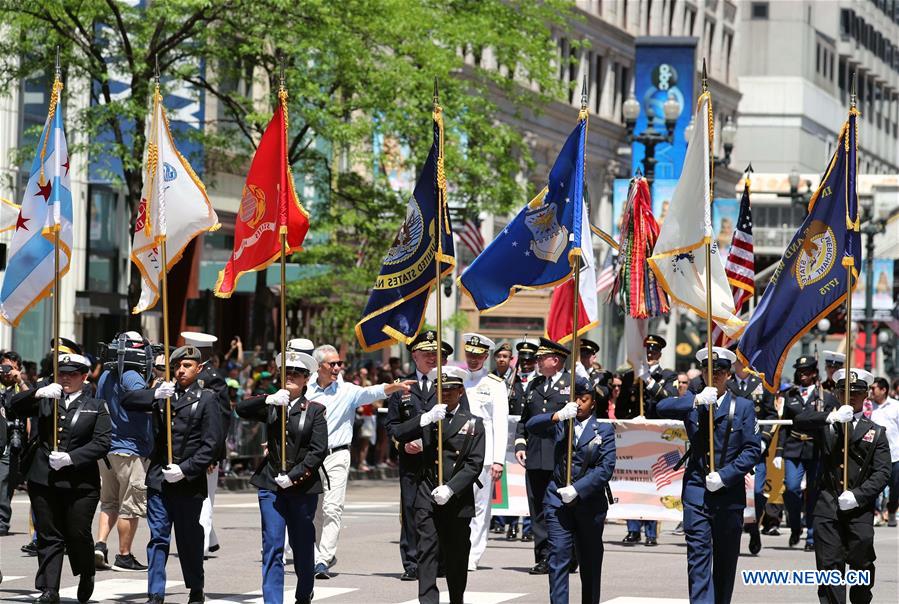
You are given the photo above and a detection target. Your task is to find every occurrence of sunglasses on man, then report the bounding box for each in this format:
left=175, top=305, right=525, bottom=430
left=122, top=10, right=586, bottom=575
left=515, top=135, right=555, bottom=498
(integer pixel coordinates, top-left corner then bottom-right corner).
left=324, top=360, right=345, bottom=369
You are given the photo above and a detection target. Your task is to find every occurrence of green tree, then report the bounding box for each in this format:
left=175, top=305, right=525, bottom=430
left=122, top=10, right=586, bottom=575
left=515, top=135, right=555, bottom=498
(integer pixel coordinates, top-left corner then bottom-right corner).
left=0, top=0, right=576, bottom=347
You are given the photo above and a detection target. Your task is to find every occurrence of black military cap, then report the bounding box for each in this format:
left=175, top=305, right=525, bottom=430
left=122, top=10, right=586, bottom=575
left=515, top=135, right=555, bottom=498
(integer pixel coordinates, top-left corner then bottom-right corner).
left=516, top=340, right=539, bottom=359
left=536, top=337, right=569, bottom=358
left=579, top=338, right=600, bottom=356
left=170, top=346, right=202, bottom=365
left=644, top=334, right=666, bottom=350
left=409, top=330, right=438, bottom=352
left=442, top=341, right=454, bottom=357
left=793, top=355, right=817, bottom=371
left=573, top=376, right=593, bottom=397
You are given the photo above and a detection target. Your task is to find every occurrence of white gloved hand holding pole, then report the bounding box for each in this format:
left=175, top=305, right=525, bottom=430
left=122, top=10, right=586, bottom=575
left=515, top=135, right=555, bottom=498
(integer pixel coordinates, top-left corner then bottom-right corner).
left=556, top=402, right=579, bottom=422
left=420, top=404, right=447, bottom=427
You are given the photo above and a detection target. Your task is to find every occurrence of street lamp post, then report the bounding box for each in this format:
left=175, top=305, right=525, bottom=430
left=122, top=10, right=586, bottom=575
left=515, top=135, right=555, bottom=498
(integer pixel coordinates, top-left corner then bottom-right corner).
left=684, top=115, right=737, bottom=168
left=622, top=91, right=681, bottom=185
left=860, top=211, right=887, bottom=371
left=800, top=318, right=831, bottom=355
left=777, top=167, right=814, bottom=214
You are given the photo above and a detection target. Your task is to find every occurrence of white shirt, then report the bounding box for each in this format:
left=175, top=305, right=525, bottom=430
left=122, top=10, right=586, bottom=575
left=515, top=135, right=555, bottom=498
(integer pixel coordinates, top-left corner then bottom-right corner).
left=305, top=380, right=387, bottom=449
left=416, top=370, right=431, bottom=393
left=464, top=367, right=509, bottom=467
left=574, top=417, right=589, bottom=442
left=871, top=397, right=899, bottom=462
left=543, top=371, right=563, bottom=392
left=64, top=391, right=81, bottom=410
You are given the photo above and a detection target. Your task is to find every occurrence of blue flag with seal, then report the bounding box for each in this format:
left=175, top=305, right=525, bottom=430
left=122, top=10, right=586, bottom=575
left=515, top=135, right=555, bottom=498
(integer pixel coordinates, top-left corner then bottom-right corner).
left=354, top=107, right=454, bottom=351
left=737, top=108, right=861, bottom=392
left=459, top=119, right=586, bottom=312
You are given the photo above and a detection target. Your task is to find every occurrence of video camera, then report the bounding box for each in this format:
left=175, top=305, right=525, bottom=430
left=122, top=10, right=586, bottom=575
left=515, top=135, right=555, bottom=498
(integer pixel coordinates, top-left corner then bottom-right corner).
left=97, top=333, right=163, bottom=381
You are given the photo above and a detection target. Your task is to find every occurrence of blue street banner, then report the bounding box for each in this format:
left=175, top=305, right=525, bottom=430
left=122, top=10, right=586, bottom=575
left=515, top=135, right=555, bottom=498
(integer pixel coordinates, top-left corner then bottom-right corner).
left=354, top=108, right=454, bottom=351
left=737, top=110, right=861, bottom=392
left=631, top=38, right=697, bottom=180
left=459, top=119, right=586, bottom=312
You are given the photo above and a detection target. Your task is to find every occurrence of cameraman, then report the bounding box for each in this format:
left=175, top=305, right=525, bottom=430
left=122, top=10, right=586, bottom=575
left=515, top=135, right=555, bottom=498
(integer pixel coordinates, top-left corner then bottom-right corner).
left=93, top=332, right=153, bottom=572
left=0, top=350, right=30, bottom=536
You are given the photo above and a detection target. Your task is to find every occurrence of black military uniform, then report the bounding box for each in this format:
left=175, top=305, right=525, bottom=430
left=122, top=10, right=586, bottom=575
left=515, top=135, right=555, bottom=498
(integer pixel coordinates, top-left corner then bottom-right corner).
left=508, top=340, right=539, bottom=416
left=393, top=366, right=485, bottom=604
left=820, top=351, right=845, bottom=394
left=776, top=355, right=838, bottom=550
left=12, top=353, right=112, bottom=604
left=385, top=331, right=452, bottom=581
left=792, top=369, right=891, bottom=604
left=514, top=337, right=571, bottom=573
left=121, top=346, right=221, bottom=604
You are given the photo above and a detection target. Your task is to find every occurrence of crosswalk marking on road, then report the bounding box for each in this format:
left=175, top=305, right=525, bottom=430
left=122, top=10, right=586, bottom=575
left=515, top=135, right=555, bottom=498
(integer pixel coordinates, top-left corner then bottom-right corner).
left=396, top=592, right=528, bottom=604
left=602, top=598, right=690, bottom=604
left=206, top=587, right=357, bottom=603
left=7, top=579, right=183, bottom=602
left=1, top=575, right=26, bottom=582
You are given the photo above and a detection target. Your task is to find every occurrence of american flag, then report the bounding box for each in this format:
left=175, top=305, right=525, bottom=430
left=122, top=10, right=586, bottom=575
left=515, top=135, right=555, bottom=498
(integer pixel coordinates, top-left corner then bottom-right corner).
left=595, top=249, right=617, bottom=297
left=713, top=183, right=754, bottom=347
left=651, top=450, right=685, bottom=489
left=458, top=216, right=485, bottom=257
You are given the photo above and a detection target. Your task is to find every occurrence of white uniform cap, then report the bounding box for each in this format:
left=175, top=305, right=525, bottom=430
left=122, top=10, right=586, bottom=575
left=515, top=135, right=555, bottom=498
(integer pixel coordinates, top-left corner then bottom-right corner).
left=833, top=368, right=873, bottom=389
left=287, top=338, right=315, bottom=354
left=695, top=346, right=737, bottom=365
left=180, top=332, right=218, bottom=348
left=122, top=331, right=143, bottom=342
left=427, top=365, right=467, bottom=387
left=462, top=332, right=495, bottom=354
left=823, top=351, right=846, bottom=365
left=276, top=351, right=317, bottom=373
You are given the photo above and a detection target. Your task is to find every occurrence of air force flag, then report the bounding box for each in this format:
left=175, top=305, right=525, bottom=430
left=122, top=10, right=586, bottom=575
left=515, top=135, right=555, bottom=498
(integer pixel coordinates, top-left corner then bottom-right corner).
left=0, top=77, right=73, bottom=326
left=737, top=109, right=861, bottom=392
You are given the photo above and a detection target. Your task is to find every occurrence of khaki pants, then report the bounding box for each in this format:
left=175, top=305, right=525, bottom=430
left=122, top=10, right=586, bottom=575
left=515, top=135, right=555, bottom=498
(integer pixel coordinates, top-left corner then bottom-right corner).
left=99, top=454, right=148, bottom=518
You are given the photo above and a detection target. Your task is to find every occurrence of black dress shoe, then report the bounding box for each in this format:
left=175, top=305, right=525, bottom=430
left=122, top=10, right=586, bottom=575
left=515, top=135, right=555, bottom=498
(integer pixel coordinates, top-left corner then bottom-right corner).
left=528, top=560, right=549, bottom=575
left=145, top=594, right=164, bottom=604
left=33, top=591, right=60, bottom=603
left=749, top=531, right=762, bottom=555
left=644, top=538, right=658, bottom=546
left=295, top=592, right=313, bottom=604
left=622, top=531, right=641, bottom=545
left=804, top=542, right=815, bottom=552
left=521, top=533, right=534, bottom=542
left=77, top=574, right=94, bottom=603
left=506, top=525, right=518, bottom=540
left=788, top=531, right=800, bottom=547
left=400, top=569, right=417, bottom=581
left=187, top=589, right=204, bottom=603
left=568, top=560, right=578, bottom=573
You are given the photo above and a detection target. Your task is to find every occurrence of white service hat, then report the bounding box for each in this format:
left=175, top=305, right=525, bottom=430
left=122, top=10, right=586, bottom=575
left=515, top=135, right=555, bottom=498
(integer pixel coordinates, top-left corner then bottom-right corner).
left=834, top=368, right=873, bottom=391
left=276, top=351, right=317, bottom=373
left=180, top=332, right=218, bottom=348
left=695, top=346, right=737, bottom=368
left=462, top=332, right=495, bottom=354
left=287, top=338, right=315, bottom=354
left=823, top=351, right=846, bottom=365
left=427, top=365, right=467, bottom=387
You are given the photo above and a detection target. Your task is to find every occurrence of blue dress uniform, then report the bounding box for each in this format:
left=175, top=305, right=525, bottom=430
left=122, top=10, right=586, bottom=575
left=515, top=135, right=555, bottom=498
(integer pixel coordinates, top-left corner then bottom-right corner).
left=515, top=338, right=571, bottom=572
left=657, top=348, right=760, bottom=604
left=12, top=353, right=112, bottom=604
left=236, top=350, right=327, bottom=604
left=776, top=355, right=838, bottom=549
left=525, top=380, right=616, bottom=604
left=121, top=346, right=221, bottom=604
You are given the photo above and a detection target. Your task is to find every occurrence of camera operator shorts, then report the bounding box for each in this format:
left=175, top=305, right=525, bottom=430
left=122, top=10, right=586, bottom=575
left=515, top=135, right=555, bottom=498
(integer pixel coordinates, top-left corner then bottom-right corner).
left=99, top=454, right=149, bottom=518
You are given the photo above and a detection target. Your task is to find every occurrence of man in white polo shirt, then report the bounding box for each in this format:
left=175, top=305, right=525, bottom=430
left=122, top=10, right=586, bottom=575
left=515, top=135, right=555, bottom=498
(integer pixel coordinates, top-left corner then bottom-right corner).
left=306, top=344, right=415, bottom=579
left=462, top=333, right=509, bottom=571
left=870, top=376, right=899, bottom=527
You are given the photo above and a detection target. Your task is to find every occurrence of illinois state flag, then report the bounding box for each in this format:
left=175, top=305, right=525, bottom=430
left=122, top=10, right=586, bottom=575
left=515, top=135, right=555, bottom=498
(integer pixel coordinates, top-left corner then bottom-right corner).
left=738, top=108, right=861, bottom=392
left=131, top=85, right=219, bottom=313
left=0, top=76, right=73, bottom=326
left=215, top=89, right=309, bottom=297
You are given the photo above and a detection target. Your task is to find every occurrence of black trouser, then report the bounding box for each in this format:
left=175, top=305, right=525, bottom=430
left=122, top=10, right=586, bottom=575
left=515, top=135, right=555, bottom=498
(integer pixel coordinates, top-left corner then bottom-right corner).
left=813, top=511, right=876, bottom=604
left=887, top=461, right=899, bottom=514
left=0, top=446, right=13, bottom=533
left=414, top=504, right=471, bottom=604
left=525, top=469, right=552, bottom=563
left=399, top=470, right=419, bottom=572
left=28, top=481, right=99, bottom=593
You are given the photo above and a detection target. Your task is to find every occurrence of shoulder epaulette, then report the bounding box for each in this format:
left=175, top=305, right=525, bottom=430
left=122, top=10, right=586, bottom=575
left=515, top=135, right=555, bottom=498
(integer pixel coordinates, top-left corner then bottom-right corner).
left=487, top=373, right=503, bottom=383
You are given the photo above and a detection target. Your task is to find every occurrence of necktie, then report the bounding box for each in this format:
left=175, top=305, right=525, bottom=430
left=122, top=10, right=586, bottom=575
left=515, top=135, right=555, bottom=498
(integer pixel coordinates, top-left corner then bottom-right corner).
left=421, top=375, right=429, bottom=393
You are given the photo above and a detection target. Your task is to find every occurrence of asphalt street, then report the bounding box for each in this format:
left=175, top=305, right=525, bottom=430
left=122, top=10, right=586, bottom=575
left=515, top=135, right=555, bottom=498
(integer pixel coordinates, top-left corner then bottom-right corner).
left=1, top=480, right=897, bottom=603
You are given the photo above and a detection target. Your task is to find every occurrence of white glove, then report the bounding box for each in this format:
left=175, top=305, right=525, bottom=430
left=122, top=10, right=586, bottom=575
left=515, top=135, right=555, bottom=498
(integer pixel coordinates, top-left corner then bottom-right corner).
left=827, top=405, right=854, bottom=424
left=705, top=471, right=725, bottom=492
left=274, top=473, right=293, bottom=489
left=772, top=456, right=783, bottom=470
left=760, top=439, right=767, bottom=455
left=420, top=404, right=447, bottom=427
left=48, top=452, right=72, bottom=470
left=162, top=464, right=185, bottom=483
left=556, top=402, right=579, bottom=422
left=35, top=383, right=63, bottom=400
left=154, top=381, right=175, bottom=400
left=558, top=484, right=578, bottom=504
left=265, top=389, right=291, bottom=407
left=694, top=387, right=718, bottom=407
left=837, top=490, right=858, bottom=511
left=431, top=484, right=454, bottom=505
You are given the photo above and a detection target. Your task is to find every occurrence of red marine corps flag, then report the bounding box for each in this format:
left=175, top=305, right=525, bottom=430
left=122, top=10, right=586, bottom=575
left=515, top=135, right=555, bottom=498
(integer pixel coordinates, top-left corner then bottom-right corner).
left=214, top=87, right=309, bottom=297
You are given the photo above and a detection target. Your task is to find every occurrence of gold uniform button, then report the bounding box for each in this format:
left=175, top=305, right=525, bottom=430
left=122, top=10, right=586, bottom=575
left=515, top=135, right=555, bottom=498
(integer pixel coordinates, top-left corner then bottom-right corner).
left=58, top=427, right=64, bottom=432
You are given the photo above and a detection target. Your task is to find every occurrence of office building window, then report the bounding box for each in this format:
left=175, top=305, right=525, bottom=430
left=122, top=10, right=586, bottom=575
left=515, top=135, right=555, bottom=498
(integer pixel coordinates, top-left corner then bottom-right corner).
left=87, top=185, right=120, bottom=292
left=750, top=2, right=768, bottom=19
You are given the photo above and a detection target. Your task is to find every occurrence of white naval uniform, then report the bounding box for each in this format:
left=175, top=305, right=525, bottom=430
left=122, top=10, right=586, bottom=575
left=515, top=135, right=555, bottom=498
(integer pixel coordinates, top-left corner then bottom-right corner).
left=464, top=367, right=509, bottom=569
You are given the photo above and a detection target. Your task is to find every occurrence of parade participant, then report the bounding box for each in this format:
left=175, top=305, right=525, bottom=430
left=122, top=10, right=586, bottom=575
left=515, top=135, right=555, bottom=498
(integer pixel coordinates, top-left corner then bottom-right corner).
left=12, top=350, right=111, bottom=604
left=820, top=351, right=845, bottom=393
left=622, top=334, right=678, bottom=546
left=773, top=355, right=837, bottom=551
left=575, top=338, right=599, bottom=383
left=460, top=333, right=509, bottom=571
left=181, top=332, right=230, bottom=557
left=306, top=344, right=414, bottom=579
left=792, top=368, right=890, bottom=604
left=526, top=377, right=615, bottom=604
left=392, top=365, right=485, bottom=604
left=869, top=376, right=899, bottom=527
left=236, top=350, right=327, bottom=604
left=121, top=345, right=222, bottom=604
left=657, top=346, right=760, bottom=604
left=93, top=331, right=153, bottom=572
left=385, top=330, right=450, bottom=581
left=491, top=343, right=515, bottom=390
left=515, top=337, right=571, bottom=574
left=0, top=350, right=29, bottom=536
left=508, top=340, right=539, bottom=416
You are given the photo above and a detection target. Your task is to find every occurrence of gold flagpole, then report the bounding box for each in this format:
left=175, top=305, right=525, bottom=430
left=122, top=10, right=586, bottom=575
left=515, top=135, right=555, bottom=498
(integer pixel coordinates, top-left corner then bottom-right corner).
left=843, top=73, right=858, bottom=490
left=702, top=60, right=715, bottom=473
left=434, top=79, right=445, bottom=486
left=50, top=48, right=62, bottom=452
left=278, top=64, right=289, bottom=473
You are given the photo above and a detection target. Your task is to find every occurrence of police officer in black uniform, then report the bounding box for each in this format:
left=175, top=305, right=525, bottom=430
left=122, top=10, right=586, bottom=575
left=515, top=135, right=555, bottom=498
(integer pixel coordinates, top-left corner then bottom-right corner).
left=792, top=368, right=891, bottom=604
left=392, top=366, right=485, bottom=604
left=385, top=330, right=452, bottom=581
left=773, top=355, right=838, bottom=551
left=12, top=351, right=112, bottom=604
left=508, top=340, right=539, bottom=417
left=514, top=337, right=571, bottom=574
left=121, top=345, right=222, bottom=604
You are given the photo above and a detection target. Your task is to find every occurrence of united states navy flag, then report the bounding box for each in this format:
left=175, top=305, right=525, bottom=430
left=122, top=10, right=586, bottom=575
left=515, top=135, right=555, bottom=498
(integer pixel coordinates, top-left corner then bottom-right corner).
left=459, top=119, right=587, bottom=312
left=354, top=106, right=454, bottom=351
left=737, top=108, right=861, bottom=392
